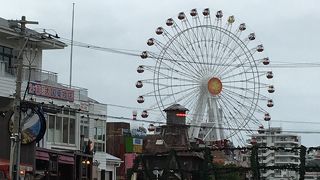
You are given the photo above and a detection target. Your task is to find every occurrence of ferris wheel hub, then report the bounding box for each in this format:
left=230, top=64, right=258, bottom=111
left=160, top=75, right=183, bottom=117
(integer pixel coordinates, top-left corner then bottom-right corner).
left=207, top=77, right=222, bottom=96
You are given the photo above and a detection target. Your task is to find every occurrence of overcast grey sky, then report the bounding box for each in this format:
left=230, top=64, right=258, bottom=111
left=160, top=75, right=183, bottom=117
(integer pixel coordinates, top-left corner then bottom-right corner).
left=1, top=0, right=320, bottom=146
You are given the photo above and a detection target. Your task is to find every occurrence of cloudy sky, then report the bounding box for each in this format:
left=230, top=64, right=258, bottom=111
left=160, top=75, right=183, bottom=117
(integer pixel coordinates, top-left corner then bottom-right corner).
left=1, top=0, right=320, bottom=146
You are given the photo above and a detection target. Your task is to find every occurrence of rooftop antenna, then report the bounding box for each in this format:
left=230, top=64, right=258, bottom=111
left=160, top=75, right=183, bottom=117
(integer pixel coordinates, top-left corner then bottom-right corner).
left=69, top=2, right=75, bottom=88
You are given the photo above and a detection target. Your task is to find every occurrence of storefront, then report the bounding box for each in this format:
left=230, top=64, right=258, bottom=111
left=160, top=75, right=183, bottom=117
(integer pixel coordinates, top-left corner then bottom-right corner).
left=35, top=147, right=92, bottom=180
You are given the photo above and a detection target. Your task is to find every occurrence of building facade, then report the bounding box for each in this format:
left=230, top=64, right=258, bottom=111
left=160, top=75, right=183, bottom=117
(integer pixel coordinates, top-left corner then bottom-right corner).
left=0, top=16, right=120, bottom=180
left=250, top=127, right=301, bottom=180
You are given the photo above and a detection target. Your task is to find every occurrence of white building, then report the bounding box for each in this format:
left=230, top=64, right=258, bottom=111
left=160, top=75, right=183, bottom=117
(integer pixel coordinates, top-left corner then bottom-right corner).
left=0, top=16, right=121, bottom=180
left=250, top=127, right=301, bottom=180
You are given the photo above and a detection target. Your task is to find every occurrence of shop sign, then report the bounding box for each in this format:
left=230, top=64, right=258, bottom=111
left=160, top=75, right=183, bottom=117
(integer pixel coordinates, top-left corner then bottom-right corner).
left=28, top=82, right=74, bottom=102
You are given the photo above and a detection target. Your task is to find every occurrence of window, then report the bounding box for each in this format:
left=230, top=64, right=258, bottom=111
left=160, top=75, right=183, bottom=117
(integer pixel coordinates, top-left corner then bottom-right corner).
left=95, top=127, right=104, bottom=141
left=48, top=115, right=55, bottom=142
left=80, top=125, right=89, bottom=138
left=63, top=117, right=68, bottom=143
left=55, top=117, right=62, bottom=142
left=93, top=119, right=105, bottom=152
left=69, top=118, right=75, bottom=144
left=0, top=45, right=13, bottom=74
left=80, top=115, right=89, bottom=140
left=46, top=110, right=76, bottom=145
left=95, top=142, right=105, bottom=152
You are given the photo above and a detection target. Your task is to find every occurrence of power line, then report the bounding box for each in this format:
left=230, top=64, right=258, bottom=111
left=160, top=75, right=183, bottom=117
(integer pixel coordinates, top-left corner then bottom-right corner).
left=89, top=111, right=320, bottom=134
left=99, top=103, right=320, bottom=126
left=104, top=104, right=320, bottom=125
left=55, top=36, right=320, bottom=69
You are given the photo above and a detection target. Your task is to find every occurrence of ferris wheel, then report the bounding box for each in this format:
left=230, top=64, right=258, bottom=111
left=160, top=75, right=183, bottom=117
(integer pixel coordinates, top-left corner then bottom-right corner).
left=135, top=8, right=274, bottom=144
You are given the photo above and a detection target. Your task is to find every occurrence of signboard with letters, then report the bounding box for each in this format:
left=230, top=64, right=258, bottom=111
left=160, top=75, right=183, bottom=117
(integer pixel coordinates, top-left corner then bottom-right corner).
left=28, top=82, right=74, bottom=102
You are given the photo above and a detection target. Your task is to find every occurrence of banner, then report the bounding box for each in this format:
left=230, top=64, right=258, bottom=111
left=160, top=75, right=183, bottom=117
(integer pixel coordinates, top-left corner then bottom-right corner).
left=28, top=82, right=74, bottom=102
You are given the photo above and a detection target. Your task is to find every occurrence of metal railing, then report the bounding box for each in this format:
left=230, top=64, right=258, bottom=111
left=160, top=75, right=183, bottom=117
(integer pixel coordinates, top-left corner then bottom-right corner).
left=21, top=67, right=58, bottom=83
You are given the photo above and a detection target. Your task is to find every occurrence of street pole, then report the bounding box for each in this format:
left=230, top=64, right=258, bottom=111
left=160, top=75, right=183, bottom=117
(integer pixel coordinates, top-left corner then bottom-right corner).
left=69, top=3, right=75, bottom=88
left=8, top=16, right=38, bottom=180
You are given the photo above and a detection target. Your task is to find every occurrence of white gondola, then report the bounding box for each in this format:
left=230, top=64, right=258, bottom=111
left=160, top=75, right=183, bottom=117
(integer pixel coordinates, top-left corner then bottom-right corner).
left=132, top=110, right=137, bottom=120
left=228, top=16, right=235, bottom=24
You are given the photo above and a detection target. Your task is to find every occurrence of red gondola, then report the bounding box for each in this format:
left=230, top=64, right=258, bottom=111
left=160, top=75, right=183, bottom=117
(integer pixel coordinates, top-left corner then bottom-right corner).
left=216, top=10, right=223, bottom=18
left=203, top=8, right=210, bottom=16
left=266, top=71, right=273, bottom=79
left=141, top=110, right=149, bottom=118
left=263, top=57, right=270, bottom=65
left=248, top=33, right=255, bottom=40
left=267, top=99, right=274, bottom=107
left=147, top=38, right=154, bottom=46
left=137, top=96, right=144, bottom=103
left=257, top=44, right=264, bottom=52
left=258, top=125, right=265, bottom=134
left=148, top=124, right=155, bottom=131
left=137, top=65, right=144, bottom=73
left=166, top=18, right=174, bottom=26
left=136, top=81, right=143, bottom=88
left=268, top=85, right=275, bottom=93
left=140, top=51, right=148, bottom=59
left=190, top=9, right=198, bottom=16
left=264, top=113, right=271, bottom=121
left=155, top=27, right=164, bottom=35
left=178, top=12, right=186, bottom=20
left=239, top=23, right=246, bottom=31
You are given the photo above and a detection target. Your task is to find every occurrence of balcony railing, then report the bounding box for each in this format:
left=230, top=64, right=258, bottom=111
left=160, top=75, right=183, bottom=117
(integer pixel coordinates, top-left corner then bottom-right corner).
left=274, top=139, right=299, bottom=144
left=275, top=152, right=299, bottom=157
left=21, top=67, right=58, bottom=83
left=0, top=63, right=58, bottom=84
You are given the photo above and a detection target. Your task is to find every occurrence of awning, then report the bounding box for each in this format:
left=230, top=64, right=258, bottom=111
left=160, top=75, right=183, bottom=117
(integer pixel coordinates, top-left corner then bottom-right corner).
left=58, top=155, right=74, bottom=165
left=35, top=151, right=49, bottom=161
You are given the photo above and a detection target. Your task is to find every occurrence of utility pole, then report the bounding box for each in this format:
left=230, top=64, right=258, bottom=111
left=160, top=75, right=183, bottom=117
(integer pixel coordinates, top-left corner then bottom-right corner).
left=8, top=16, right=38, bottom=180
